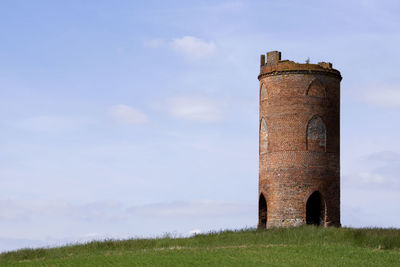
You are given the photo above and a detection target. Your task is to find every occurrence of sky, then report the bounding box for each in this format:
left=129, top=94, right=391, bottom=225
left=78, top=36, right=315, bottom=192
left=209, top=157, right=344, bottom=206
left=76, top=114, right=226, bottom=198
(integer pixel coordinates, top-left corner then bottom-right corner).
left=0, top=0, right=399, bottom=252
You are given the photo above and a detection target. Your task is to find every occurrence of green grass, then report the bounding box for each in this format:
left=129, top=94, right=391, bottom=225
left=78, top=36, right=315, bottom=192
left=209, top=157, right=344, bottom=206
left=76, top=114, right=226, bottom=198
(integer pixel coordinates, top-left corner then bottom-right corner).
left=1, top=226, right=400, bottom=266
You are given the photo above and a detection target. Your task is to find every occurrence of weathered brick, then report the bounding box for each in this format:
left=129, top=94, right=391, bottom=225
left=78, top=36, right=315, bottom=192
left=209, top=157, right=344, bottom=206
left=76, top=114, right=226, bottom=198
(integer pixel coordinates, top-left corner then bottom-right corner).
left=258, top=51, right=341, bottom=228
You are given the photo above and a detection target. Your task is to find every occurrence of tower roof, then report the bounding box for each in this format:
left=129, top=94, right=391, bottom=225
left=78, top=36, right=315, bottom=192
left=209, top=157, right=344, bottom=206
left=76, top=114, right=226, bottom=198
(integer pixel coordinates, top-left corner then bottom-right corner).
left=258, top=51, right=342, bottom=81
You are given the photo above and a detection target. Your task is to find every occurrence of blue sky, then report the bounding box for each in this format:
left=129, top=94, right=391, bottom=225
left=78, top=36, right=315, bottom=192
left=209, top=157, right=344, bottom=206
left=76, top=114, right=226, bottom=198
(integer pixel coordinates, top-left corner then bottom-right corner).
left=0, top=0, right=399, bottom=251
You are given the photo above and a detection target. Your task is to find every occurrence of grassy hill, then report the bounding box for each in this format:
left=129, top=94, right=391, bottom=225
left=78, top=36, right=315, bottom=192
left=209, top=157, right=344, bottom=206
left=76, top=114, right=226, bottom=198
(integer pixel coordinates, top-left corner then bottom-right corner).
left=1, top=226, right=399, bottom=266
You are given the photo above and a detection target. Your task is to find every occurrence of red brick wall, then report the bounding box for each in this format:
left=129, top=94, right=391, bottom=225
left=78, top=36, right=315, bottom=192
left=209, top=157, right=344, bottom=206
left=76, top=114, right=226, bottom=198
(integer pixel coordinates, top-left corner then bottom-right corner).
left=258, top=52, right=341, bottom=228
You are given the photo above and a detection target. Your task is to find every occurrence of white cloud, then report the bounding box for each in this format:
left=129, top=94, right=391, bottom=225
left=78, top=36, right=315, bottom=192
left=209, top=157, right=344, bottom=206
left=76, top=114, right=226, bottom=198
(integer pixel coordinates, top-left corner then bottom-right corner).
left=170, top=36, right=216, bottom=59
left=364, top=84, right=400, bottom=108
left=187, top=229, right=202, bottom=236
left=165, top=96, right=222, bottom=122
left=109, top=104, right=148, bottom=124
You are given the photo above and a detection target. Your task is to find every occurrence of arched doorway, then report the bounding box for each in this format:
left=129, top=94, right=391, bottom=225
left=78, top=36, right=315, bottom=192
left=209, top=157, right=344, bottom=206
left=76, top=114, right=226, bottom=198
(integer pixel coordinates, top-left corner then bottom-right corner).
left=258, top=194, right=267, bottom=229
left=306, top=191, right=325, bottom=226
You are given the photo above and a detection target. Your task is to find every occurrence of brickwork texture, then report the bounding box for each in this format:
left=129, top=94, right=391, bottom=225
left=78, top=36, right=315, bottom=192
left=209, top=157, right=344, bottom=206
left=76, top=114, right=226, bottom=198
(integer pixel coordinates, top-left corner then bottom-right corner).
left=258, top=51, right=341, bottom=228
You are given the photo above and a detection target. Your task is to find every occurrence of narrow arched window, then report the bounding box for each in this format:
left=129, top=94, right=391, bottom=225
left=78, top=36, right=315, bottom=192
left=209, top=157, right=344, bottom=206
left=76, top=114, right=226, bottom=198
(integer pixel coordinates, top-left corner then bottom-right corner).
left=260, top=118, right=268, bottom=153
left=306, top=116, right=326, bottom=151
left=307, top=79, right=326, bottom=98
left=260, top=84, right=267, bottom=100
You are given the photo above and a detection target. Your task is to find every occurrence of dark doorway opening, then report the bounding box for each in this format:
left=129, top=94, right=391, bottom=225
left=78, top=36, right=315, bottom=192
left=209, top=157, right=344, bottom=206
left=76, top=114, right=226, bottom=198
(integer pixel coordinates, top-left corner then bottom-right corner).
left=306, top=191, right=325, bottom=226
left=258, top=194, right=267, bottom=229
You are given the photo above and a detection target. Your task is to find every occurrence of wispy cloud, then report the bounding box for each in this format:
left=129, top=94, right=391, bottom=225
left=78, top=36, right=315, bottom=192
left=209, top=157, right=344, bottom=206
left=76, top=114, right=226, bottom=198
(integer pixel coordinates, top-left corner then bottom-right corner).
left=170, top=36, right=216, bottom=59
left=0, top=199, right=254, bottom=251
left=344, top=150, right=400, bottom=188
left=0, top=199, right=252, bottom=223
left=0, top=199, right=250, bottom=226
left=0, top=199, right=125, bottom=222
left=365, top=151, right=400, bottom=162
left=128, top=200, right=252, bottom=218
left=364, top=84, right=400, bottom=108
left=164, top=96, right=222, bottom=122
left=109, top=104, right=148, bottom=124
left=358, top=172, right=385, bottom=184
left=143, top=38, right=165, bottom=48
left=17, top=115, right=84, bottom=133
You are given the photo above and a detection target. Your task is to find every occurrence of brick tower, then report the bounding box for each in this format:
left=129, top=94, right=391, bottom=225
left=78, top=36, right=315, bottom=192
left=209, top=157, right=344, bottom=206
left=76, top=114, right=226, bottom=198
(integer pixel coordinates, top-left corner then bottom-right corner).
left=258, top=51, right=341, bottom=228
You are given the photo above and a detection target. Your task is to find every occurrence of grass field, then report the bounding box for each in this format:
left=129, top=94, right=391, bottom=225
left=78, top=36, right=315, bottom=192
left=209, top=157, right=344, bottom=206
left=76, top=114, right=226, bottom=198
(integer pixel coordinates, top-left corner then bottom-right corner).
left=1, top=226, right=399, bottom=266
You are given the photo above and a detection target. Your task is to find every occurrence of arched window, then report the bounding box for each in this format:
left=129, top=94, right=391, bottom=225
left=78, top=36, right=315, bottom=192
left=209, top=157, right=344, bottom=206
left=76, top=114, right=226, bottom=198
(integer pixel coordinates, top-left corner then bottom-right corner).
left=260, top=84, right=267, bottom=100
left=260, top=118, right=268, bottom=153
left=306, top=191, right=326, bottom=226
left=306, top=79, right=326, bottom=98
left=306, top=116, right=326, bottom=151
left=259, top=193, right=267, bottom=229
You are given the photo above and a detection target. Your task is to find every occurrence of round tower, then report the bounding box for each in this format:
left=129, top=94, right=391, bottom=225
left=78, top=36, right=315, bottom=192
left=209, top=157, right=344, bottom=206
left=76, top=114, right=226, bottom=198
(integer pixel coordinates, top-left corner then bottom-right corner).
left=258, top=51, right=341, bottom=228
